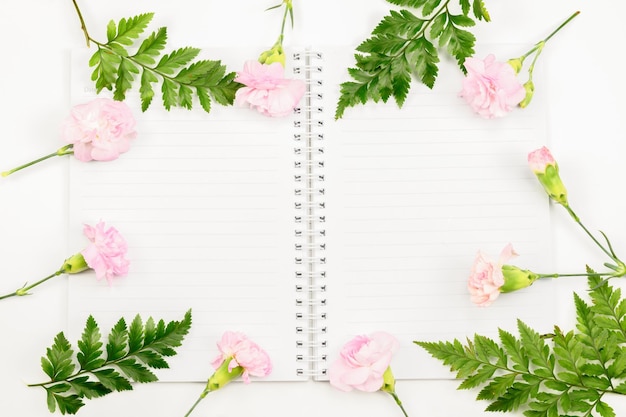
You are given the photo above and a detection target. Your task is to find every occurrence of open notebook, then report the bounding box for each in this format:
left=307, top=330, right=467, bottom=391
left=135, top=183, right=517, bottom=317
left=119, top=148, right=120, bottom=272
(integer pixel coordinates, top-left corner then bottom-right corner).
left=67, top=46, right=554, bottom=382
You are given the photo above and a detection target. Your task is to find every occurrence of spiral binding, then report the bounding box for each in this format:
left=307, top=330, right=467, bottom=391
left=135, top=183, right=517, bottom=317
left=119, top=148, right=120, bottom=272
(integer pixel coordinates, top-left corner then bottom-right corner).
left=292, top=49, right=327, bottom=379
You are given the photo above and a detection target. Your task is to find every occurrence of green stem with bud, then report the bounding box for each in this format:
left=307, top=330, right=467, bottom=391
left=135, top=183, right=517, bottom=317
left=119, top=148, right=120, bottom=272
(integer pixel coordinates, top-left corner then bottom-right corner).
left=563, top=204, right=624, bottom=267
left=518, top=11, right=580, bottom=62
left=0, top=269, right=64, bottom=301
left=511, top=11, right=579, bottom=107
left=1, top=145, right=74, bottom=178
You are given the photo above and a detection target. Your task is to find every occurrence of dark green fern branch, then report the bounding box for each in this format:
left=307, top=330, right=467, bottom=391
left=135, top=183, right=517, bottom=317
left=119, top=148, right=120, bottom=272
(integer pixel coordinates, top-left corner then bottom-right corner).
left=29, top=310, right=192, bottom=415
left=417, top=273, right=626, bottom=417
left=335, top=0, right=490, bottom=119
left=71, top=2, right=239, bottom=113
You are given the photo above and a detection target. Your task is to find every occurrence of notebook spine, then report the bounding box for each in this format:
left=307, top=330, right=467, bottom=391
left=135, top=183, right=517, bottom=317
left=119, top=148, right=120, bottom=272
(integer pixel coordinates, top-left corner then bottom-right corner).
left=292, top=50, right=327, bottom=379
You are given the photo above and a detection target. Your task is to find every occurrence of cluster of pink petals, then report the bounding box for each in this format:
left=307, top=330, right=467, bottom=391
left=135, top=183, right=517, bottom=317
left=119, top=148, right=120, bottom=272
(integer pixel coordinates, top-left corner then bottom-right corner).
left=468, top=243, right=518, bottom=306
left=211, top=331, right=272, bottom=383
left=460, top=54, right=526, bottom=119
left=328, top=331, right=399, bottom=392
left=81, top=221, right=130, bottom=284
left=527, top=146, right=556, bottom=174
left=234, top=60, right=306, bottom=117
left=62, top=98, right=137, bottom=162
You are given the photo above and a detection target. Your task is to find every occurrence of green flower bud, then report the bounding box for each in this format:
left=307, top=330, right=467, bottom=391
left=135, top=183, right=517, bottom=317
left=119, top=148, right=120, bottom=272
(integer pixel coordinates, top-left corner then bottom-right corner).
left=519, top=80, right=535, bottom=108
left=500, top=265, right=539, bottom=293
left=380, top=366, right=396, bottom=394
left=60, top=253, right=90, bottom=275
left=528, top=147, right=568, bottom=206
left=258, top=41, right=286, bottom=67
left=205, top=358, right=243, bottom=393
left=507, top=57, right=524, bottom=74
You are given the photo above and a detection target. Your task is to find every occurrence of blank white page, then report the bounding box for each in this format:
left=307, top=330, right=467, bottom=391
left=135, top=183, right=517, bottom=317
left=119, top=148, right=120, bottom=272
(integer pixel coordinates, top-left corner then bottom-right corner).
left=320, top=47, right=555, bottom=379
left=67, top=50, right=304, bottom=382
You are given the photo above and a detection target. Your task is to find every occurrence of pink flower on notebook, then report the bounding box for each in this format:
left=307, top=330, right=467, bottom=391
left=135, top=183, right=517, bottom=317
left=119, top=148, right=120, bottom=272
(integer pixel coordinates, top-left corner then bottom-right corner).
left=81, top=221, right=130, bottom=284
left=459, top=54, right=525, bottom=119
left=183, top=331, right=271, bottom=417
left=460, top=12, right=579, bottom=118
left=1, top=98, right=137, bottom=178
left=235, top=60, right=305, bottom=117
left=211, top=331, right=272, bottom=383
left=468, top=243, right=518, bottom=306
left=329, top=332, right=409, bottom=416
left=0, top=220, right=129, bottom=301
left=62, top=98, right=137, bottom=162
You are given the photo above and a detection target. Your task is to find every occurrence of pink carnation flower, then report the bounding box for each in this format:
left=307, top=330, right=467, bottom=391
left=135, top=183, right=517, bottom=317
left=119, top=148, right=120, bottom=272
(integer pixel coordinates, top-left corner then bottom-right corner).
left=62, top=98, right=137, bottom=162
left=211, top=331, right=272, bottom=383
left=234, top=60, right=306, bottom=117
left=81, top=221, right=130, bottom=284
left=468, top=243, right=518, bottom=306
left=528, top=146, right=557, bottom=174
left=460, top=54, right=526, bottom=119
left=328, top=331, right=399, bottom=392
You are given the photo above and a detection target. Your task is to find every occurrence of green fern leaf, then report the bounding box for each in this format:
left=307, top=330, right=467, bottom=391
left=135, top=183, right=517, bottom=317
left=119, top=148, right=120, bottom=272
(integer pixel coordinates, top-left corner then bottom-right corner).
left=155, top=47, right=200, bottom=75
left=134, top=350, right=169, bottom=369
left=76, top=316, right=105, bottom=371
left=197, top=87, right=212, bottom=113
left=484, top=379, right=538, bottom=412
left=92, top=368, right=133, bottom=392
left=114, top=58, right=140, bottom=101
left=89, top=49, right=121, bottom=93
left=32, top=311, right=192, bottom=414
left=416, top=276, right=626, bottom=416
left=86, top=14, right=238, bottom=113
left=109, top=13, right=154, bottom=46
left=67, top=376, right=111, bottom=399
left=441, top=20, right=475, bottom=69
left=499, top=328, right=529, bottom=373
left=476, top=373, right=516, bottom=400
left=106, top=318, right=128, bottom=361
left=597, top=400, right=617, bottom=417
left=42, top=333, right=76, bottom=381
left=134, top=27, right=167, bottom=66
left=128, top=314, right=144, bottom=354
left=115, top=358, right=158, bottom=383
left=336, top=1, right=478, bottom=118
left=472, top=0, right=491, bottom=21
left=422, top=0, right=443, bottom=17
left=517, top=320, right=555, bottom=378
left=46, top=386, right=84, bottom=415
left=139, top=70, right=158, bottom=111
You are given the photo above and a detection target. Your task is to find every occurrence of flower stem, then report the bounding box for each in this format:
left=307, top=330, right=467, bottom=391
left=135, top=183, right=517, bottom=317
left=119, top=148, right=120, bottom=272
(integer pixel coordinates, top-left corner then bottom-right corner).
left=563, top=204, right=618, bottom=262
left=183, top=390, right=209, bottom=417
left=388, top=391, right=410, bottom=417
left=520, top=11, right=580, bottom=60
left=1, top=145, right=74, bottom=178
left=0, top=269, right=64, bottom=301
left=71, top=0, right=91, bottom=46
left=279, top=1, right=291, bottom=40
left=538, top=272, right=613, bottom=279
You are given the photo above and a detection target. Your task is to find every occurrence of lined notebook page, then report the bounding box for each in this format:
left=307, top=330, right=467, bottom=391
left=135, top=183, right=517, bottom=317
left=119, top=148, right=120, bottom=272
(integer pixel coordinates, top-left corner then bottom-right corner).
left=67, top=50, right=304, bottom=382
left=320, top=47, right=555, bottom=379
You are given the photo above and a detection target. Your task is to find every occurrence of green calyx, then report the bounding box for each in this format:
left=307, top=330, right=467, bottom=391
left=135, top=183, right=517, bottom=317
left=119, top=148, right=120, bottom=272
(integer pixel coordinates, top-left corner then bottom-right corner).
left=205, top=358, right=244, bottom=393
left=535, top=163, right=568, bottom=206
left=60, top=253, right=90, bottom=275
left=500, top=265, right=539, bottom=293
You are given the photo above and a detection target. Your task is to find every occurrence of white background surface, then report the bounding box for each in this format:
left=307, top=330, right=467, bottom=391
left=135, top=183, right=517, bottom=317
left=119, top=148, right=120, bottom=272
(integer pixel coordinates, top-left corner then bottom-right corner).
left=1, top=0, right=626, bottom=416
